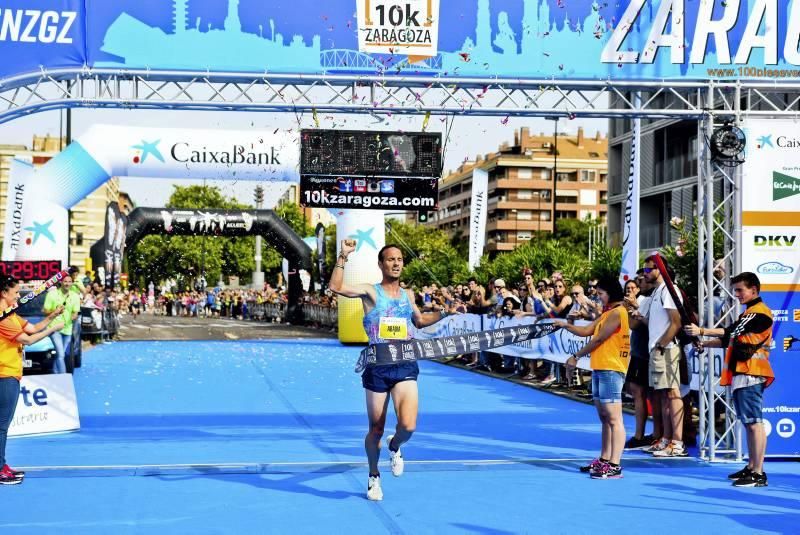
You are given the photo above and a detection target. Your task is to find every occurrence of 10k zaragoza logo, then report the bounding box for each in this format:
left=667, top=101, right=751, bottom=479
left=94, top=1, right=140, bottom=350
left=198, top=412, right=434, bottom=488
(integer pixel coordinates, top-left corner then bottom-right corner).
left=357, top=0, right=440, bottom=58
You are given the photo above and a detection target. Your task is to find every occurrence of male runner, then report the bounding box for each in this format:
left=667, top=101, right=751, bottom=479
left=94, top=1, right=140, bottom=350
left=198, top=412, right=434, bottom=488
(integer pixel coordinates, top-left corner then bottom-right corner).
left=329, top=239, right=451, bottom=501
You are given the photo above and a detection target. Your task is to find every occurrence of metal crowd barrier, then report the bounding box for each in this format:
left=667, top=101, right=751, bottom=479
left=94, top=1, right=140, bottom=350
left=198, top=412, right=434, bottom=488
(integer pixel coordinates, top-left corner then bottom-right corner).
left=247, top=302, right=337, bottom=329
left=247, top=302, right=287, bottom=323
left=80, top=306, right=120, bottom=342
left=301, top=304, right=337, bottom=328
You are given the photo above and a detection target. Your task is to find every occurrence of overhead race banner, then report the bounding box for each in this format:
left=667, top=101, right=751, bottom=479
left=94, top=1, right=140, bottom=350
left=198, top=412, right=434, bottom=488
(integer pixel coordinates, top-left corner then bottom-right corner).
left=8, top=373, right=80, bottom=437
left=742, top=118, right=800, bottom=456
left=0, top=0, right=86, bottom=81
left=4, top=1, right=800, bottom=83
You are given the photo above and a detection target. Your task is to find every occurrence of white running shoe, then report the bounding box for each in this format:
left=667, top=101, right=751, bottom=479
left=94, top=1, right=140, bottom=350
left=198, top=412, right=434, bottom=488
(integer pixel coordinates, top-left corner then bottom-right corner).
left=367, top=475, right=383, bottom=501
left=652, top=441, right=689, bottom=458
left=644, top=438, right=669, bottom=453
left=386, top=435, right=404, bottom=477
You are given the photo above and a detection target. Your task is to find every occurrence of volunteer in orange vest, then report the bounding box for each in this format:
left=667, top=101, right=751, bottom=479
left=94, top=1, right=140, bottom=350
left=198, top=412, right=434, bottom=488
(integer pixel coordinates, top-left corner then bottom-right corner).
left=0, top=274, right=65, bottom=485
left=554, top=275, right=630, bottom=480
left=685, top=271, right=774, bottom=488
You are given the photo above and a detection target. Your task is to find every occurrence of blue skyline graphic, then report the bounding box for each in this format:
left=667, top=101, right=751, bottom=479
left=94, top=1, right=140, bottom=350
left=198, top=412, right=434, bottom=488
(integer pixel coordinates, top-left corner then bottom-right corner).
left=78, top=0, right=800, bottom=80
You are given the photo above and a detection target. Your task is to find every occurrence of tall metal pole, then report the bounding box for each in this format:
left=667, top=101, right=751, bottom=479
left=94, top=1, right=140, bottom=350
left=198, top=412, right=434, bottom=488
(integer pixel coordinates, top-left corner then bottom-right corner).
left=253, top=185, right=265, bottom=289
left=200, top=177, right=207, bottom=289
left=697, top=109, right=707, bottom=458
left=733, top=82, right=744, bottom=461
left=552, top=118, right=558, bottom=235
left=705, top=87, right=717, bottom=462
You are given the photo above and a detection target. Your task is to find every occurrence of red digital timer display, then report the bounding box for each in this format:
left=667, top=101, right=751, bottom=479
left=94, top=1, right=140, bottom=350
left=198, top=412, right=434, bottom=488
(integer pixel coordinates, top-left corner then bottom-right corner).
left=0, top=261, right=62, bottom=281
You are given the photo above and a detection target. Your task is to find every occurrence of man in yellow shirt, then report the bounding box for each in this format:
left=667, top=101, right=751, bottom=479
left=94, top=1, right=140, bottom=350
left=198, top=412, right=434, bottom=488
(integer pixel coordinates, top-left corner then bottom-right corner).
left=43, top=275, right=81, bottom=374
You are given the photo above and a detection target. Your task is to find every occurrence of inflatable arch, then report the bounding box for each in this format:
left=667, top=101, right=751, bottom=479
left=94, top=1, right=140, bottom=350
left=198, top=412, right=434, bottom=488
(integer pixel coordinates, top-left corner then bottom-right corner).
left=3, top=124, right=385, bottom=342
left=89, top=207, right=313, bottom=324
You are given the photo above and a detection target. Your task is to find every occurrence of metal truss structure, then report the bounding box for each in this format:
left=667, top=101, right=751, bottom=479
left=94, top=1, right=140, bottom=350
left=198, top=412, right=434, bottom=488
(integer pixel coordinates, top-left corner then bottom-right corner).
left=696, top=88, right=747, bottom=463
left=1, top=68, right=800, bottom=126
left=3, top=68, right=800, bottom=461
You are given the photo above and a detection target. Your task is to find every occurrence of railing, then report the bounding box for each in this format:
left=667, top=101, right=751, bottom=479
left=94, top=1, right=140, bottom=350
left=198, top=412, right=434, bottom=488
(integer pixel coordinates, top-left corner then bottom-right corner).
left=80, top=306, right=121, bottom=342
left=248, top=302, right=286, bottom=323
left=248, top=302, right=338, bottom=329
left=302, top=304, right=338, bottom=328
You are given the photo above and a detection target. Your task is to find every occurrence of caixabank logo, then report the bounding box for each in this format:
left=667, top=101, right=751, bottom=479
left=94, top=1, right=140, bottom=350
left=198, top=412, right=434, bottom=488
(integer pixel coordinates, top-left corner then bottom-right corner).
left=773, top=172, right=800, bottom=202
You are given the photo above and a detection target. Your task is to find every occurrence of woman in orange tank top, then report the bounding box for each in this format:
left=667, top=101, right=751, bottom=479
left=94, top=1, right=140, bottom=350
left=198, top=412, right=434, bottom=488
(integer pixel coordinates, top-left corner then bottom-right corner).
left=0, top=275, right=65, bottom=485
left=553, top=275, right=630, bottom=480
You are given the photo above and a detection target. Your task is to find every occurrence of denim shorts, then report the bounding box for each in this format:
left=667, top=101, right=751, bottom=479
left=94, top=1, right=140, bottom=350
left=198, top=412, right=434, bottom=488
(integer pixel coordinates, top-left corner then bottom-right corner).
left=592, top=370, right=626, bottom=404
left=361, top=361, right=419, bottom=393
left=733, top=383, right=765, bottom=424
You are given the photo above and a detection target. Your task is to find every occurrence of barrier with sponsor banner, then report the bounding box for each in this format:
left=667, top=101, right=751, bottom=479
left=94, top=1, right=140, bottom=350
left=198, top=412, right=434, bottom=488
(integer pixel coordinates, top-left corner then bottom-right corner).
left=419, top=313, right=724, bottom=390
left=8, top=374, right=80, bottom=438
left=418, top=314, right=591, bottom=371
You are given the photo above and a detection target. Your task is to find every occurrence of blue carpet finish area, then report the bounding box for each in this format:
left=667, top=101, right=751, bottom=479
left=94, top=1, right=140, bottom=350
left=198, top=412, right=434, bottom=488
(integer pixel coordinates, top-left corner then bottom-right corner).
left=3, top=340, right=798, bottom=534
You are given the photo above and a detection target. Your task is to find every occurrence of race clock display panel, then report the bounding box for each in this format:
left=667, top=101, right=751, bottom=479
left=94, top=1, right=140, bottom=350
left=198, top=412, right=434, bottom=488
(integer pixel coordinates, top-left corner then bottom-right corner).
left=0, top=261, right=62, bottom=281
left=301, top=130, right=442, bottom=177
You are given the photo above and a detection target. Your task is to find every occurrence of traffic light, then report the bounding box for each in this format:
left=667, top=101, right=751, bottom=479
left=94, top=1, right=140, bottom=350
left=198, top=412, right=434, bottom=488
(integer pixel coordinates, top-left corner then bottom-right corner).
left=417, top=211, right=429, bottom=223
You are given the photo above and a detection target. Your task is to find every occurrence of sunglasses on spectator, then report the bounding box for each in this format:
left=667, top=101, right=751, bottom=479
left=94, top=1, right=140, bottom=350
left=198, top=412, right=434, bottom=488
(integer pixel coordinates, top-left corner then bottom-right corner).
left=587, top=285, right=596, bottom=289
left=643, top=267, right=656, bottom=274
left=571, top=292, right=580, bottom=296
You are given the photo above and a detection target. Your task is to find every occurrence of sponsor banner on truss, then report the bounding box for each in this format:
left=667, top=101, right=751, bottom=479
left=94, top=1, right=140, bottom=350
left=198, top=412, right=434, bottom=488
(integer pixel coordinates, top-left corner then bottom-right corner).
left=760, top=289, right=800, bottom=456
left=742, top=117, right=800, bottom=456
left=5, top=1, right=800, bottom=82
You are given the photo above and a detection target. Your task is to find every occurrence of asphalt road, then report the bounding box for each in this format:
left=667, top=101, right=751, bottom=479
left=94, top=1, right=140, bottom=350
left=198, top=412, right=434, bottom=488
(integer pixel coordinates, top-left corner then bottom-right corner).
left=117, top=313, right=337, bottom=341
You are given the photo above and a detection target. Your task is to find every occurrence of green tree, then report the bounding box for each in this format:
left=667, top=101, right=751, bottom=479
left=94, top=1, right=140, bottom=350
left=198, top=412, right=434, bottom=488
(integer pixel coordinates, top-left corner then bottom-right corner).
left=384, top=221, right=469, bottom=288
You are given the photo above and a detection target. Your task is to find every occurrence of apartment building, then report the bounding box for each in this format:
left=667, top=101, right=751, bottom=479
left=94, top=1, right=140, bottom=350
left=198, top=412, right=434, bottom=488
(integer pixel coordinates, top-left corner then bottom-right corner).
left=429, top=127, right=608, bottom=253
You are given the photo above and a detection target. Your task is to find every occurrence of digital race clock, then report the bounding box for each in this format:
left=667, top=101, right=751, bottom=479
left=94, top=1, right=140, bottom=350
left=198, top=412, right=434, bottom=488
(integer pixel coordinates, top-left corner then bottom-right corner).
left=0, top=261, right=62, bottom=281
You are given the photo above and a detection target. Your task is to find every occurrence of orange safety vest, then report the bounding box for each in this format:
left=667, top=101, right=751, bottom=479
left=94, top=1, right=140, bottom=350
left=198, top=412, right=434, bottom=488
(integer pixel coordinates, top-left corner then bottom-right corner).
left=720, top=300, right=775, bottom=388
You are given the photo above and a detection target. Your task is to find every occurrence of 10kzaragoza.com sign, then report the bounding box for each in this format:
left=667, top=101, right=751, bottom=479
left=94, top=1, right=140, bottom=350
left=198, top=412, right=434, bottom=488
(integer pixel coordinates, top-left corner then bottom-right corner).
left=1, top=0, right=800, bottom=83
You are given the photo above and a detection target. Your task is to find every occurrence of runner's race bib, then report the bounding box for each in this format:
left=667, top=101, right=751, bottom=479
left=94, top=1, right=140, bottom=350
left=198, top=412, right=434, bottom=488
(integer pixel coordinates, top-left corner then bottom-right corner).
left=379, top=317, right=408, bottom=340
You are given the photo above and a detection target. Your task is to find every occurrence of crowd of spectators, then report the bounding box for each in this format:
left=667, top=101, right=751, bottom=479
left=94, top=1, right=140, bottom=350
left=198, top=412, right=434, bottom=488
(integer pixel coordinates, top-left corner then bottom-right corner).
left=404, top=271, right=606, bottom=386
